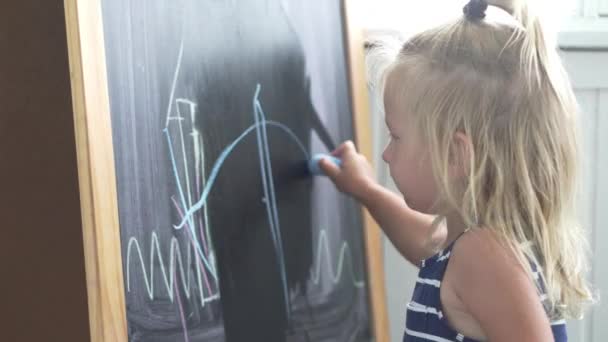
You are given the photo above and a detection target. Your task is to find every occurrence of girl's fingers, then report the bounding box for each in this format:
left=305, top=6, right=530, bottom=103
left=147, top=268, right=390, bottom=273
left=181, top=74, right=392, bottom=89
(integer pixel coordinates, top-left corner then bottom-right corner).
left=319, top=157, right=341, bottom=180
left=332, top=140, right=356, bottom=157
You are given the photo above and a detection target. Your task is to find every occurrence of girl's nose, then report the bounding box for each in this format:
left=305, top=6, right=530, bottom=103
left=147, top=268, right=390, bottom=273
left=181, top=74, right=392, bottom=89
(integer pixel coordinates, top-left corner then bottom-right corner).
left=382, top=145, right=390, bottom=164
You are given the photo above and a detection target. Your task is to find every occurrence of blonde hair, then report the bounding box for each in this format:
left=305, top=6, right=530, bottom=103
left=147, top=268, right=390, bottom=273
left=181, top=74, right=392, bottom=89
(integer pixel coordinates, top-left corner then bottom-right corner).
left=378, top=0, right=594, bottom=319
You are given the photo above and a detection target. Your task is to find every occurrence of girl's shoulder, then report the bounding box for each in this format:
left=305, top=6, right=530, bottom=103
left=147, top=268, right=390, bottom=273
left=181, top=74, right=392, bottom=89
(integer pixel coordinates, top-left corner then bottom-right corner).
left=449, top=227, right=524, bottom=286
left=445, top=228, right=554, bottom=340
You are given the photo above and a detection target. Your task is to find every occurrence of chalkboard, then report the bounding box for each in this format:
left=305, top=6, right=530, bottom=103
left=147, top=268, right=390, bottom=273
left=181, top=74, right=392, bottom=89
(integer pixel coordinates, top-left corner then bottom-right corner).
left=97, top=0, right=378, bottom=341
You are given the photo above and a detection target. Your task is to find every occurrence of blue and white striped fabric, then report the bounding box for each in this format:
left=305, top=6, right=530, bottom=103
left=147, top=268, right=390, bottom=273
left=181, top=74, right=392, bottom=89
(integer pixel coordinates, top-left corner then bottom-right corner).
left=403, top=234, right=568, bottom=342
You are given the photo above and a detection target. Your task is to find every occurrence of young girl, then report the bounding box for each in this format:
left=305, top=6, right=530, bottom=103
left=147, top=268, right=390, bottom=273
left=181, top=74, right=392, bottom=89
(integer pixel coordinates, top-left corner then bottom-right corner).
left=320, top=0, right=594, bottom=340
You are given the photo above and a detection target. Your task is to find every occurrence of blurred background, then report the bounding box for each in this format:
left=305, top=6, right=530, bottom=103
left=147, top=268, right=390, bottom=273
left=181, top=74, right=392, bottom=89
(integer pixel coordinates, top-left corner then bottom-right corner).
left=359, top=1, right=607, bottom=341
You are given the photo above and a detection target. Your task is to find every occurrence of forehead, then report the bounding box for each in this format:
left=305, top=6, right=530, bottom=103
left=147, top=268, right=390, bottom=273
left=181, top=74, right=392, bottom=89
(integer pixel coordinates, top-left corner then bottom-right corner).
left=383, top=68, right=399, bottom=105
left=383, top=74, right=396, bottom=108
left=383, top=68, right=407, bottom=125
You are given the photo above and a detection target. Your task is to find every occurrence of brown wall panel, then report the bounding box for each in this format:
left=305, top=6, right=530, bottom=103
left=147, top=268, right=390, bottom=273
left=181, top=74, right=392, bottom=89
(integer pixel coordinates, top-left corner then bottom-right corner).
left=0, top=1, right=90, bottom=341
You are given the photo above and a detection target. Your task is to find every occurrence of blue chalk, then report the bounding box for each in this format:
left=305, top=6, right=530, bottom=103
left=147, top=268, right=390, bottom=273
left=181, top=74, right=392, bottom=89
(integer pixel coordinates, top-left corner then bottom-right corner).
left=308, top=153, right=342, bottom=176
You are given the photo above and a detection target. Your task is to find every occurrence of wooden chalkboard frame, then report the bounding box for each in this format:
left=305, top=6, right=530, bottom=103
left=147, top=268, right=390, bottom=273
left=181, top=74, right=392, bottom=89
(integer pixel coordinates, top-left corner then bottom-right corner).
left=341, top=1, right=390, bottom=341
left=63, top=0, right=389, bottom=341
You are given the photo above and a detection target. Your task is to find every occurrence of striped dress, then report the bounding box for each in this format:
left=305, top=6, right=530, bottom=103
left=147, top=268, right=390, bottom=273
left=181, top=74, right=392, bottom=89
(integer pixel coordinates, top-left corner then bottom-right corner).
left=403, top=233, right=568, bottom=342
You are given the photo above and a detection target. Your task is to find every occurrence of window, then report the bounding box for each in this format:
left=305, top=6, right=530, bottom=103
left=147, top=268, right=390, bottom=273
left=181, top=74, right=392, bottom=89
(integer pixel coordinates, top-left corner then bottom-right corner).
left=360, top=0, right=608, bottom=49
left=559, top=0, right=608, bottom=49
left=600, top=0, right=608, bottom=16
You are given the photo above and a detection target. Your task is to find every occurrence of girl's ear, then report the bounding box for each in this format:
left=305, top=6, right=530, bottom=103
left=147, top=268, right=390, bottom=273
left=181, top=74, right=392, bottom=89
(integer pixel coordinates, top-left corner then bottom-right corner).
left=448, top=131, right=473, bottom=181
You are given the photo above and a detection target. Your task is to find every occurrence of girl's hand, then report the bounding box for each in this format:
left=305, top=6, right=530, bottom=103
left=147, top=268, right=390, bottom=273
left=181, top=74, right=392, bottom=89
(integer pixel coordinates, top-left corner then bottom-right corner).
left=318, top=140, right=377, bottom=202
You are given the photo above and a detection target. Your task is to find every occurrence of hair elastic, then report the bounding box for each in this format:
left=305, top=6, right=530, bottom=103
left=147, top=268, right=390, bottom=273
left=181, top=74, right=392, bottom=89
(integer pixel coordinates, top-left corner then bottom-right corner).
left=463, top=0, right=488, bottom=20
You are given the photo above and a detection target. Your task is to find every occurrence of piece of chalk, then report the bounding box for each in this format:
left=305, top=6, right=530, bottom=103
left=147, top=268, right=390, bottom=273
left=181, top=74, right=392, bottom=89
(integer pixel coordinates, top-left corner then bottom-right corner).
left=308, top=153, right=342, bottom=175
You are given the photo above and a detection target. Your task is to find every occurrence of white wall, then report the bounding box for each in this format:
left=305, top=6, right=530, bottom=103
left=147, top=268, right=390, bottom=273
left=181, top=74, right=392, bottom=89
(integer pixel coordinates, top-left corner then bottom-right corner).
left=562, top=51, right=608, bottom=342
left=369, top=51, right=608, bottom=342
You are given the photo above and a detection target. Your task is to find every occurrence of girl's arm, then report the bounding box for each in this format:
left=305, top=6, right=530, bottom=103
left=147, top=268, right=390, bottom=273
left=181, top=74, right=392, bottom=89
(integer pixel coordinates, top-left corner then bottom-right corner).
left=319, top=141, right=442, bottom=265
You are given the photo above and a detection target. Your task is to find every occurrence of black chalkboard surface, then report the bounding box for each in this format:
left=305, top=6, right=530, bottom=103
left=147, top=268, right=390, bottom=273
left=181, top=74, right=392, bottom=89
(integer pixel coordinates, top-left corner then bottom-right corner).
left=101, top=0, right=372, bottom=341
